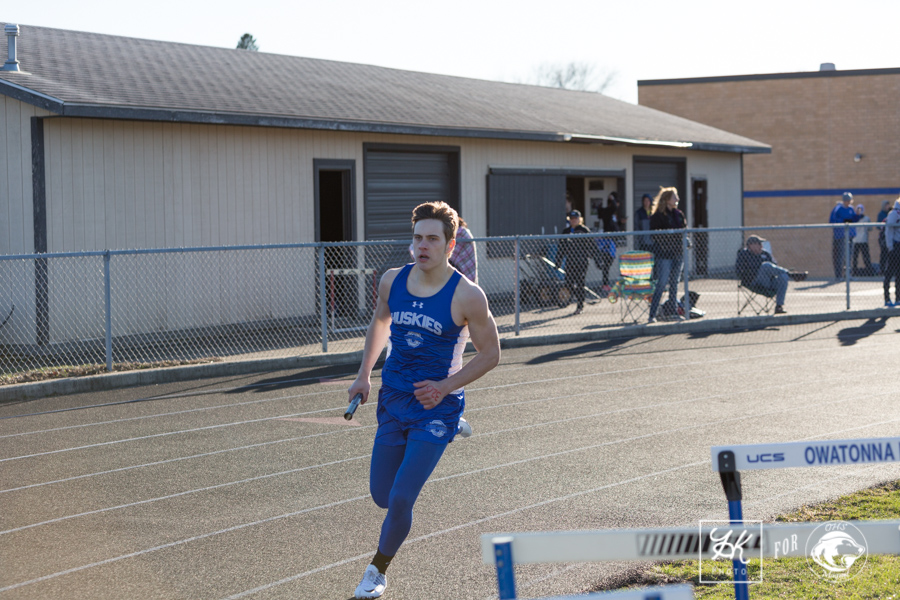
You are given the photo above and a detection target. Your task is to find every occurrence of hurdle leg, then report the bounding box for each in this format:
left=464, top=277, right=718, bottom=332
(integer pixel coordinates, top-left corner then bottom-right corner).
left=491, top=537, right=517, bottom=600
left=718, top=451, right=750, bottom=600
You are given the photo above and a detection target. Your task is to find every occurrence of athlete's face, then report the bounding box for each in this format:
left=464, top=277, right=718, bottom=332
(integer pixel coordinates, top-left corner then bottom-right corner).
left=412, top=219, right=454, bottom=270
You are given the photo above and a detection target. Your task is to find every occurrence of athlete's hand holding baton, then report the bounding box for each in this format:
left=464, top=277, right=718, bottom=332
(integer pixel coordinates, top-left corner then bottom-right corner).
left=346, top=378, right=371, bottom=421
left=345, top=393, right=363, bottom=420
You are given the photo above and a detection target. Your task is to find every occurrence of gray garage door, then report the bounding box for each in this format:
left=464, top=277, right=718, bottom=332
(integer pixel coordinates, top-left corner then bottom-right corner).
left=364, top=147, right=459, bottom=241
left=633, top=158, right=686, bottom=204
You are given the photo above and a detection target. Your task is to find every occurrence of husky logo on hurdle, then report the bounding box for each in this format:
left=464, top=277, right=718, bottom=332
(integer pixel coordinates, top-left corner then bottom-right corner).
left=806, top=521, right=867, bottom=579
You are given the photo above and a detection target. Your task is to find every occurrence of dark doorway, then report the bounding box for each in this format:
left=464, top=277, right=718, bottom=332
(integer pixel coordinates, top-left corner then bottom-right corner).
left=692, top=178, right=709, bottom=276
left=314, top=160, right=357, bottom=318
left=319, top=171, right=348, bottom=243
left=315, top=160, right=355, bottom=243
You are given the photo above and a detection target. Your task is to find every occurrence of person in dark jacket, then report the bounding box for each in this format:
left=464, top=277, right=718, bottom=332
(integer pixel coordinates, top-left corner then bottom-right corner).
left=600, top=192, right=620, bottom=235
left=557, top=209, right=591, bottom=315
left=736, top=235, right=789, bottom=314
left=647, top=187, right=687, bottom=323
left=634, top=193, right=653, bottom=251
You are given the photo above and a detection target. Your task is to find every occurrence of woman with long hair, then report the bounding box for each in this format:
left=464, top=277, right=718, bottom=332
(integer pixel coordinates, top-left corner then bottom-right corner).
left=647, top=187, right=687, bottom=323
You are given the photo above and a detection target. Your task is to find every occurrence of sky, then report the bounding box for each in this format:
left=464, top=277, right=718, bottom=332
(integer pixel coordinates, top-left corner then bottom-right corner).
left=5, top=0, right=899, bottom=104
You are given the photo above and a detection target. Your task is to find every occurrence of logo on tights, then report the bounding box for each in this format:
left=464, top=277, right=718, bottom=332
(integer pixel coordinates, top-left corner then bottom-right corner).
left=426, top=420, right=448, bottom=438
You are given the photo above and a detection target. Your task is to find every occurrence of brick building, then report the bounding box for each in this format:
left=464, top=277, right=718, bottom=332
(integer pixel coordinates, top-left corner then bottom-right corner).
left=639, top=66, right=900, bottom=274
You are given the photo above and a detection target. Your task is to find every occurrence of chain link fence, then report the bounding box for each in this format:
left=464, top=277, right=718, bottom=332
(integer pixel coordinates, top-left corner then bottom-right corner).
left=0, top=223, right=891, bottom=378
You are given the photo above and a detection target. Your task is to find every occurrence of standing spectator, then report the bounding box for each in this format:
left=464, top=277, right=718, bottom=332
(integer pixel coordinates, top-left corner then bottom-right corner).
left=736, top=235, right=789, bottom=314
left=829, top=192, right=859, bottom=280
left=883, top=199, right=900, bottom=307
left=449, top=216, right=477, bottom=283
left=877, top=200, right=891, bottom=223
left=634, top=193, right=653, bottom=251
left=878, top=200, right=891, bottom=271
left=601, top=192, right=620, bottom=234
left=852, top=204, right=873, bottom=276
left=557, top=210, right=591, bottom=315
left=647, top=187, right=687, bottom=323
left=592, top=235, right=616, bottom=292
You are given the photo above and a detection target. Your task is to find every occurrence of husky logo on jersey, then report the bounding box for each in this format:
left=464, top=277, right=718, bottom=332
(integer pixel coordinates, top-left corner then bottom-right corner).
left=412, top=301, right=424, bottom=308
left=426, top=419, right=448, bottom=438
left=392, top=311, right=443, bottom=335
left=405, top=331, right=424, bottom=348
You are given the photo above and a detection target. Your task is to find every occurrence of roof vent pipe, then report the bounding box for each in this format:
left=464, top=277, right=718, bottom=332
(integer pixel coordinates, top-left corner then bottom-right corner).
left=3, top=24, right=20, bottom=72
left=820, top=62, right=836, bottom=71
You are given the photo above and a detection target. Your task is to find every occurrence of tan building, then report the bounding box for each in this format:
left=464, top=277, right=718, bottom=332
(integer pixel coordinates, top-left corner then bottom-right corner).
left=0, top=23, right=768, bottom=345
left=639, top=66, right=900, bottom=274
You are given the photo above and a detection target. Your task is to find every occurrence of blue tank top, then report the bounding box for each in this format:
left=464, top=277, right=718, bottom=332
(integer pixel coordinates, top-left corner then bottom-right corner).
left=381, top=263, right=469, bottom=395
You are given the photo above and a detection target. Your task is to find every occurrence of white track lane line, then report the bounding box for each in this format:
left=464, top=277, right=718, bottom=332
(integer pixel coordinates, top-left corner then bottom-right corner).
left=0, top=388, right=341, bottom=439
left=3, top=332, right=875, bottom=439
left=0, top=340, right=871, bottom=459
left=220, top=414, right=900, bottom=599
left=220, top=462, right=707, bottom=600
left=0, top=370, right=805, bottom=527
left=6, top=393, right=900, bottom=594
left=0, top=362, right=837, bottom=493
left=1, top=372, right=719, bottom=492
left=0, top=406, right=357, bottom=463
left=1, top=370, right=837, bottom=531
left=0, top=461, right=703, bottom=596
left=0, top=351, right=712, bottom=439
left=0, top=454, right=368, bottom=535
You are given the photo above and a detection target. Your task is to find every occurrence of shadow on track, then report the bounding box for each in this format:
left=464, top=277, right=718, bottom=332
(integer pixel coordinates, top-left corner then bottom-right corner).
left=837, top=317, right=890, bottom=346
left=526, top=339, right=629, bottom=365
left=228, top=363, right=379, bottom=394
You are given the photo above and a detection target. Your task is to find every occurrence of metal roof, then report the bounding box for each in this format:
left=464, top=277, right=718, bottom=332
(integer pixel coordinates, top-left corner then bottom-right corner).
left=0, top=24, right=770, bottom=154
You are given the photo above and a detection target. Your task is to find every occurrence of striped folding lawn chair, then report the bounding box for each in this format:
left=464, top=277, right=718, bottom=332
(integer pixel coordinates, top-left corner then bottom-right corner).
left=607, top=251, right=655, bottom=322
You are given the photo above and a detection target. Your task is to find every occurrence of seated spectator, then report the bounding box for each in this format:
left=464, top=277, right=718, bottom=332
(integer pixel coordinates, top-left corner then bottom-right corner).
left=736, top=235, right=789, bottom=314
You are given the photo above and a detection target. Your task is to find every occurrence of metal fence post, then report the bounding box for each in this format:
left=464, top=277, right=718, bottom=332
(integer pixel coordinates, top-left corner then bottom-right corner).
left=104, top=250, right=113, bottom=371
left=514, top=237, right=520, bottom=336
left=845, top=223, right=851, bottom=309
left=319, top=244, right=328, bottom=352
left=682, top=231, right=691, bottom=318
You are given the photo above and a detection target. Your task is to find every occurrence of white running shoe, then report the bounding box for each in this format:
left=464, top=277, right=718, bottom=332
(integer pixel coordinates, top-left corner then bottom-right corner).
left=355, top=565, right=386, bottom=599
left=457, top=417, right=473, bottom=438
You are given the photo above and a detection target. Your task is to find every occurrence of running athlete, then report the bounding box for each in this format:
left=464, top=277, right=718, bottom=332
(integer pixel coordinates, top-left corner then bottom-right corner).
left=348, top=201, right=501, bottom=599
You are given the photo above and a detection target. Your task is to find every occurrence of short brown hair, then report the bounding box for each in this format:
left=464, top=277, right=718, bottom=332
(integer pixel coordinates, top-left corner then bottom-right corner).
left=411, top=202, right=459, bottom=243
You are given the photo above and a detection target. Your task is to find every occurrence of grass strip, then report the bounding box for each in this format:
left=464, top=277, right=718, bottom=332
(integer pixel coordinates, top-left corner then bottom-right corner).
left=633, top=480, right=900, bottom=599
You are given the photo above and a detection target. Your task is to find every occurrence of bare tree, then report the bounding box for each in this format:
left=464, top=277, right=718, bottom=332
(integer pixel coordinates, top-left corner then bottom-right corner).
left=528, top=61, right=617, bottom=93
left=236, top=34, right=259, bottom=51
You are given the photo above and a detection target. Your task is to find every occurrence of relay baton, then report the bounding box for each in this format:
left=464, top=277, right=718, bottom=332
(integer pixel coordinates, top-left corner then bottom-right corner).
left=344, top=393, right=363, bottom=420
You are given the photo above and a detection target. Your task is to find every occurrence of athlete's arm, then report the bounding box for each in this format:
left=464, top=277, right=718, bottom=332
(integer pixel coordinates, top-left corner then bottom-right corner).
left=413, top=281, right=500, bottom=409
left=348, top=269, right=398, bottom=405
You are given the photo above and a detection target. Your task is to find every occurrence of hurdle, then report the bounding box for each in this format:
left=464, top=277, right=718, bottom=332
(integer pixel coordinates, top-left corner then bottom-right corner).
left=711, top=435, right=900, bottom=599
left=482, top=519, right=900, bottom=600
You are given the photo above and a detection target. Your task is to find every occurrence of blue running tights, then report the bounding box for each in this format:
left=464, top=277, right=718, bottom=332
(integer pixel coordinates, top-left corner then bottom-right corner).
left=370, top=439, right=447, bottom=556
